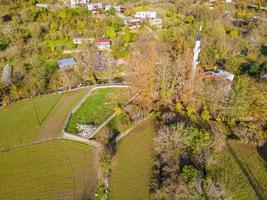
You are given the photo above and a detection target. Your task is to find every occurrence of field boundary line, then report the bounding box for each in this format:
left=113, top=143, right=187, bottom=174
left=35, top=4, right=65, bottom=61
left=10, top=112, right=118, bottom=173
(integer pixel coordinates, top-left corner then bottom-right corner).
left=226, top=142, right=265, bottom=200
left=116, top=113, right=154, bottom=142
left=39, top=93, right=64, bottom=125
left=0, top=137, right=62, bottom=152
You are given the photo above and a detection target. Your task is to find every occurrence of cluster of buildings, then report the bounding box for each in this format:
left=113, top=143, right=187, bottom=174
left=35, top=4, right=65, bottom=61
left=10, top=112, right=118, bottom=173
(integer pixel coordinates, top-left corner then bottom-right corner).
left=68, top=0, right=162, bottom=29
left=125, top=11, right=162, bottom=29
left=56, top=1, right=163, bottom=70
left=69, top=0, right=125, bottom=13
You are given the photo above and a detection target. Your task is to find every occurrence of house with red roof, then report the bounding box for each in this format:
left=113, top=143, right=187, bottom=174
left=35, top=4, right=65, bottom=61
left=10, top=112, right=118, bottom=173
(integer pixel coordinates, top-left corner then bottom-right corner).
left=97, top=39, right=112, bottom=51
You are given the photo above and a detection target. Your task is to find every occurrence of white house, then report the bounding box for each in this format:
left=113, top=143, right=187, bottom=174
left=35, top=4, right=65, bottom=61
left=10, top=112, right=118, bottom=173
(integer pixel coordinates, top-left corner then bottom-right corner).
left=150, top=18, right=162, bottom=28
left=88, top=3, right=103, bottom=11
left=73, top=38, right=94, bottom=45
left=70, top=0, right=90, bottom=6
left=35, top=3, right=49, bottom=8
left=97, top=39, right=111, bottom=51
left=135, top=11, right=156, bottom=19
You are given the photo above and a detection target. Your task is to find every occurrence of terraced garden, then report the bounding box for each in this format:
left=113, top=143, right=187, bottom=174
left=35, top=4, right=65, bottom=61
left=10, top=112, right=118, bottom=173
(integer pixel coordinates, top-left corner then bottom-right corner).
left=66, top=87, right=130, bottom=134
left=109, top=116, right=155, bottom=200
left=0, top=140, right=98, bottom=200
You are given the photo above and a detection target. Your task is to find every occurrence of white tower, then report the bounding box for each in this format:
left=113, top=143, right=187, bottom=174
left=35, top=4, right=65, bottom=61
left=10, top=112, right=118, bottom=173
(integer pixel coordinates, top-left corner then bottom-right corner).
left=192, top=26, right=202, bottom=79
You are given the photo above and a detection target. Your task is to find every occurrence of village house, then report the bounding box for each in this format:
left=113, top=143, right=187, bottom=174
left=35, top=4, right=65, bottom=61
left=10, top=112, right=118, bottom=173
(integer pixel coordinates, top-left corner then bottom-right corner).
left=125, top=18, right=145, bottom=29
left=73, top=38, right=94, bottom=45
left=35, top=3, right=49, bottom=8
left=135, top=11, right=157, bottom=19
left=203, top=69, right=235, bottom=82
left=97, top=39, right=112, bottom=51
left=88, top=3, right=103, bottom=11
left=150, top=18, right=163, bottom=28
left=70, top=0, right=90, bottom=6
left=105, top=5, right=126, bottom=13
left=57, top=58, right=77, bottom=69
left=1, top=65, right=12, bottom=85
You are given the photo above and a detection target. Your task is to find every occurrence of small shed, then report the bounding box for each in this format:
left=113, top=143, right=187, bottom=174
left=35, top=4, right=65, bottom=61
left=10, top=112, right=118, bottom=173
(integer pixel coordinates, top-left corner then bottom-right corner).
left=1, top=65, right=12, bottom=84
left=58, top=58, right=77, bottom=69
left=35, top=3, right=49, bottom=8
left=73, top=38, right=94, bottom=45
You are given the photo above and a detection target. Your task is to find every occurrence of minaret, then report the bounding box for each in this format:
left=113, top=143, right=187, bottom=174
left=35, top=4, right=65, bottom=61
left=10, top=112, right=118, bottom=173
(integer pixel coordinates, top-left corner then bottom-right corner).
left=192, top=26, right=202, bottom=79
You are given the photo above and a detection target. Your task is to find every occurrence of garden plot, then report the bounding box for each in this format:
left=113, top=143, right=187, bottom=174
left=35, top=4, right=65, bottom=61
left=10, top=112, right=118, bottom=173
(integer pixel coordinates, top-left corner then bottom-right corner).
left=66, top=88, right=130, bottom=137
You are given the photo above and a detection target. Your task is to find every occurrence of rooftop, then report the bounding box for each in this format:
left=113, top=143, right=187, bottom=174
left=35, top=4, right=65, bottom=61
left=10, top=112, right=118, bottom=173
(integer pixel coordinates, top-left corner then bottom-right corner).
left=58, top=58, right=77, bottom=69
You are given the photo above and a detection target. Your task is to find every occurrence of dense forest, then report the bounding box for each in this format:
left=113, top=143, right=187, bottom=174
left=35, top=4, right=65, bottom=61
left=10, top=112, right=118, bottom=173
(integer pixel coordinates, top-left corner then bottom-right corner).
left=0, top=0, right=266, bottom=199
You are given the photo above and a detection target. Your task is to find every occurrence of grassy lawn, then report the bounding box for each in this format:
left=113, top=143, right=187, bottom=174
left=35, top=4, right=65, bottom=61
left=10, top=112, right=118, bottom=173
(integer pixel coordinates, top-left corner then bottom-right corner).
left=109, top=116, right=155, bottom=200
left=209, top=140, right=267, bottom=200
left=0, top=139, right=98, bottom=200
left=0, top=87, right=91, bottom=150
left=66, top=88, right=130, bottom=134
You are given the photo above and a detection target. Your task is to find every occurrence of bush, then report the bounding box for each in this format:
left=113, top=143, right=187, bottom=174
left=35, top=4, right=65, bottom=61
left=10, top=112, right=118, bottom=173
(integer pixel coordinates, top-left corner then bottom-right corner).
left=186, top=104, right=196, bottom=116
left=184, top=127, right=209, bottom=152
left=201, top=108, right=211, bottom=121
left=175, top=102, right=183, bottom=113
left=182, top=165, right=199, bottom=186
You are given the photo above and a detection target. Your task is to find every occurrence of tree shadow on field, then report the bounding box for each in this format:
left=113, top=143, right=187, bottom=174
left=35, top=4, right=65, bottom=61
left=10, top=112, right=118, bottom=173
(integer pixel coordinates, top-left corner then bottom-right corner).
left=227, top=142, right=265, bottom=200
left=260, top=45, right=267, bottom=56
left=257, top=140, right=267, bottom=168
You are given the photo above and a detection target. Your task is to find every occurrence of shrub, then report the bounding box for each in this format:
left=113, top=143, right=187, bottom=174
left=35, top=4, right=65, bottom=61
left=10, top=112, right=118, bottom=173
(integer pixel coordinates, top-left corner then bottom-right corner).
left=184, top=127, right=209, bottom=152
left=182, top=165, right=199, bottom=186
left=175, top=102, right=183, bottom=113
left=201, top=108, right=211, bottom=121
left=186, top=104, right=196, bottom=116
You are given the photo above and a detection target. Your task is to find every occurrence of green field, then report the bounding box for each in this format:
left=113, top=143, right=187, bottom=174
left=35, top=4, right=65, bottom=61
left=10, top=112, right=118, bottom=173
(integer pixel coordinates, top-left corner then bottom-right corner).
left=66, top=88, right=130, bottom=134
left=0, top=140, right=98, bottom=200
left=210, top=140, right=267, bottom=200
left=109, top=116, right=155, bottom=200
left=0, top=88, right=91, bottom=150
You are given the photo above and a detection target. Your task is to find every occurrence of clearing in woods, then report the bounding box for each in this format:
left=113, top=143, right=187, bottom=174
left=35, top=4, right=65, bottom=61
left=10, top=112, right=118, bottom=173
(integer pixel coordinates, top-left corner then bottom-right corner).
left=0, top=140, right=98, bottom=200
left=109, top=116, right=155, bottom=200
